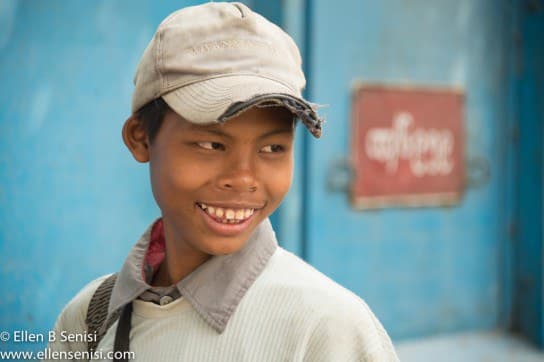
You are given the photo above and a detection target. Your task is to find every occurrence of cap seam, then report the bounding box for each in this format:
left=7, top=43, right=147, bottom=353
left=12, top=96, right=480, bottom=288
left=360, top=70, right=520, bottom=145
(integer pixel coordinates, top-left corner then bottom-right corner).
left=232, top=3, right=246, bottom=18
left=155, top=29, right=165, bottom=99
left=161, top=73, right=297, bottom=96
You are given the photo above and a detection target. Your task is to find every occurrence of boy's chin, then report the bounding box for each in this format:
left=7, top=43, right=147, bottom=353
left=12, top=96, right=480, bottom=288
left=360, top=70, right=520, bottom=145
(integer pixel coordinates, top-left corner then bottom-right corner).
left=202, top=236, right=251, bottom=256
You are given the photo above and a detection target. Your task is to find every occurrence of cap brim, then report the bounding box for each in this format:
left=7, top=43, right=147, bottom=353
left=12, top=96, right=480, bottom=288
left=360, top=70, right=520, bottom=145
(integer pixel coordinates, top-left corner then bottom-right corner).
left=162, top=75, right=322, bottom=138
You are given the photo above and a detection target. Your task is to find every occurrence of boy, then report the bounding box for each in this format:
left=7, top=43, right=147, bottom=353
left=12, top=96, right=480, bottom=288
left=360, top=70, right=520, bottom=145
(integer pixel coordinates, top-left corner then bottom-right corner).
left=47, top=2, right=398, bottom=361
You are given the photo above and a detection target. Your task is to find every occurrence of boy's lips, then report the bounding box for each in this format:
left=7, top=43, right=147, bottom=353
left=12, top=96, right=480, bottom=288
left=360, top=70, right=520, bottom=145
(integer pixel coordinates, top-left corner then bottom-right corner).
left=196, top=202, right=260, bottom=236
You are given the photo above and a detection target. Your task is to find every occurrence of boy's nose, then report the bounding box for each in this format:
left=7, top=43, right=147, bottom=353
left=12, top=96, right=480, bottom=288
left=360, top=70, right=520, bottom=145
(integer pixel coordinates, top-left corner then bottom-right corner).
left=219, top=172, right=258, bottom=192
left=216, top=157, right=258, bottom=192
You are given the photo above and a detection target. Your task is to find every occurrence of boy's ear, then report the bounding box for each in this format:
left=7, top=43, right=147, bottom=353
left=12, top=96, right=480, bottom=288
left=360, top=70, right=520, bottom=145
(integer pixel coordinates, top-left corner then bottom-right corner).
left=122, top=115, right=150, bottom=163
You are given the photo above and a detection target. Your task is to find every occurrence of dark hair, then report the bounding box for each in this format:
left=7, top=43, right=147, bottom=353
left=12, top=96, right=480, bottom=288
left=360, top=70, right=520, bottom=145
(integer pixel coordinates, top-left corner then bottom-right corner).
left=135, top=98, right=170, bottom=143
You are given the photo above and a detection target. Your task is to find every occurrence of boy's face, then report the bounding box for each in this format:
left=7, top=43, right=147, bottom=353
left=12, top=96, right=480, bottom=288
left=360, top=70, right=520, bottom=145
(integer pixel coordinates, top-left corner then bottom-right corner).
left=147, top=106, right=294, bottom=259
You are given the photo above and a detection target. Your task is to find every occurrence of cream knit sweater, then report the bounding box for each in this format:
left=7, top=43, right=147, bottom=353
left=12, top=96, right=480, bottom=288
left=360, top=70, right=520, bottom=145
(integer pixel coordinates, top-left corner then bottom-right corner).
left=46, top=248, right=398, bottom=361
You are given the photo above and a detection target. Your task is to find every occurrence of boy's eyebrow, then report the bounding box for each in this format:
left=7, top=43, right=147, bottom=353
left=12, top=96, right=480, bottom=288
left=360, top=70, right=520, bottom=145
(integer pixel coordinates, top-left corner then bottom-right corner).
left=189, top=127, right=294, bottom=140
left=257, top=128, right=294, bottom=140
left=192, top=128, right=233, bottom=140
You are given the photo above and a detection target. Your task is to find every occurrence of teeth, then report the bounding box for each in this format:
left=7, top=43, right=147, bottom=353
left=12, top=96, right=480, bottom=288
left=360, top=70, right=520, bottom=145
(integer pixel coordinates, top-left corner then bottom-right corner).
left=199, top=203, right=255, bottom=223
left=225, top=209, right=235, bottom=220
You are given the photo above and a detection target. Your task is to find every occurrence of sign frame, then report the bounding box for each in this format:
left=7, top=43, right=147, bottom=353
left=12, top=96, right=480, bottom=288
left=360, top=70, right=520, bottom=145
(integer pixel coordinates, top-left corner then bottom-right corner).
left=350, top=82, right=466, bottom=210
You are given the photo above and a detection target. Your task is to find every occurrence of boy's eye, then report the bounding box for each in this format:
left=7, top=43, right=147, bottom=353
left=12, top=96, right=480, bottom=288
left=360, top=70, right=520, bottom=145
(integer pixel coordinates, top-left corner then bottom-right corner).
left=260, top=144, right=285, bottom=153
left=197, top=141, right=225, bottom=151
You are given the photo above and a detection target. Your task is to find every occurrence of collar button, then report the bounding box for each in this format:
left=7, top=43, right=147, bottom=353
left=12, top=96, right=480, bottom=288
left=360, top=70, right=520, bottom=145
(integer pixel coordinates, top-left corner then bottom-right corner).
left=159, top=295, right=174, bottom=306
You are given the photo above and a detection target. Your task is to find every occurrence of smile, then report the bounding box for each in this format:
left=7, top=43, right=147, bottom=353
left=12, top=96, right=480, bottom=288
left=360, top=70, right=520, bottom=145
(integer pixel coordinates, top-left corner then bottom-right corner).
left=197, top=203, right=255, bottom=224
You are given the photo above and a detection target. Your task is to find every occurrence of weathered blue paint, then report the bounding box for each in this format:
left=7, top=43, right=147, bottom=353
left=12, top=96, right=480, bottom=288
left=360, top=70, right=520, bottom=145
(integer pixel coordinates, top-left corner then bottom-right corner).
left=515, top=1, right=544, bottom=347
left=299, top=0, right=519, bottom=339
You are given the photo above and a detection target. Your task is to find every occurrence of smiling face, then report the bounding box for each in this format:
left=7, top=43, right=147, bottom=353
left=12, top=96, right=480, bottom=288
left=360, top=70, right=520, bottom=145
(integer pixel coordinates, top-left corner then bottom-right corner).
left=124, top=105, right=295, bottom=271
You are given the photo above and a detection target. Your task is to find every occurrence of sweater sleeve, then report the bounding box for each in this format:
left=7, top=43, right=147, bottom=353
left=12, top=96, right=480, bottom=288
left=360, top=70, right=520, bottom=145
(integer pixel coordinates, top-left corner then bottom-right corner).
left=303, top=297, right=399, bottom=362
left=42, top=274, right=112, bottom=362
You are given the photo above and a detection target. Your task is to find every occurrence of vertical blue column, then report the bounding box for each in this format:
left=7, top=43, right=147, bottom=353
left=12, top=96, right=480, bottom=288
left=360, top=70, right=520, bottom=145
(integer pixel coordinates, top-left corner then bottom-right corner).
left=515, top=1, right=544, bottom=348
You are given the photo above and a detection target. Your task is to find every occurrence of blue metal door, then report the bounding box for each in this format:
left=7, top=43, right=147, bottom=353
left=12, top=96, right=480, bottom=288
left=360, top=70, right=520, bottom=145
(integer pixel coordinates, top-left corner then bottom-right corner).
left=287, top=0, right=518, bottom=339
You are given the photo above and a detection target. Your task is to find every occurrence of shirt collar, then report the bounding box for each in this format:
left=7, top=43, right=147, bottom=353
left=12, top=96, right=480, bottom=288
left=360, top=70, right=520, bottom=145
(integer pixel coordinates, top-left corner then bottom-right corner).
left=108, top=218, right=278, bottom=333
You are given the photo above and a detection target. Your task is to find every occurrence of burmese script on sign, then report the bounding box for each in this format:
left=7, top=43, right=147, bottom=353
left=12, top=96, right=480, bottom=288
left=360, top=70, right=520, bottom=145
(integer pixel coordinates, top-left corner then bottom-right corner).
left=365, top=112, right=454, bottom=177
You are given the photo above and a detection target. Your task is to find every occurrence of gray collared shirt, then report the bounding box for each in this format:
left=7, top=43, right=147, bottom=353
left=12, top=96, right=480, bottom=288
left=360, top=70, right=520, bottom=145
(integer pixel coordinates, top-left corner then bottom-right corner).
left=107, top=218, right=278, bottom=333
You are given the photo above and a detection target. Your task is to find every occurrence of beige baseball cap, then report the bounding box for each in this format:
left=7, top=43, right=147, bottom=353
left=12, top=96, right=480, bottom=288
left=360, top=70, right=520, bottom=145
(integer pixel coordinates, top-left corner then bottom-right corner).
left=132, top=2, right=322, bottom=138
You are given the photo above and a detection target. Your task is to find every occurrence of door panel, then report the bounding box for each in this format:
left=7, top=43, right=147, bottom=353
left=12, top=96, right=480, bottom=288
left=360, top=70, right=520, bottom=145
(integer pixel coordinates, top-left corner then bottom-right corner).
left=303, top=0, right=514, bottom=339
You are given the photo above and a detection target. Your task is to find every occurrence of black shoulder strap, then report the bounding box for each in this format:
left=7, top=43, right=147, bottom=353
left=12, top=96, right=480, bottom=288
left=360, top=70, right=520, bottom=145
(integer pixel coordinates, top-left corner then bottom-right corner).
left=85, top=273, right=119, bottom=353
left=113, top=302, right=133, bottom=362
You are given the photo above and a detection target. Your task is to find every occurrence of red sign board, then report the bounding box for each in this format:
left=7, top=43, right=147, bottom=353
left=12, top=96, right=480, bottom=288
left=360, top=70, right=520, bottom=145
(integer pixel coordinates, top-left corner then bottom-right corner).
left=350, top=84, right=465, bottom=209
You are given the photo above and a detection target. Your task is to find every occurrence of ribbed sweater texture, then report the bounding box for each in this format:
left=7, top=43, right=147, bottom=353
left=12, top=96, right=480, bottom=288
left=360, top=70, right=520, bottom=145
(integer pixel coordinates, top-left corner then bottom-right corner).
left=46, top=248, right=398, bottom=361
